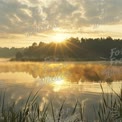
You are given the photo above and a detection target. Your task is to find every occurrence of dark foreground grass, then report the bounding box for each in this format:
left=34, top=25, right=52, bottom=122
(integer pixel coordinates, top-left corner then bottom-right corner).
left=96, top=84, right=122, bottom=122
left=0, top=86, right=121, bottom=122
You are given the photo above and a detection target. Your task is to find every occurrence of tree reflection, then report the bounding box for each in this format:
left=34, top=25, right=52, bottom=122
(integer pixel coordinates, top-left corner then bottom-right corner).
left=0, top=62, right=122, bottom=83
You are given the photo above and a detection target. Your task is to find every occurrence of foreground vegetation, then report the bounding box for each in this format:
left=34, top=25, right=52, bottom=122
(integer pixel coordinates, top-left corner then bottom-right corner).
left=0, top=85, right=121, bottom=122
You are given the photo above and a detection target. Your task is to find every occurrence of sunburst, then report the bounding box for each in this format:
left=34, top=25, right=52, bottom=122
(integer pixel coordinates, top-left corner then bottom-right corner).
left=51, top=33, right=68, bottom=43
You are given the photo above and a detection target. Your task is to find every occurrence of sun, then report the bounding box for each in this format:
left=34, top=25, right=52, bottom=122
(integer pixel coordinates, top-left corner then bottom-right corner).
left=51, top=33, right=68, bottom=43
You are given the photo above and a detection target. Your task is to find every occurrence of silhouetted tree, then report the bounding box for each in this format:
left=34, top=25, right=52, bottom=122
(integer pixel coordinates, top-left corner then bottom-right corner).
left=14, top=36, right=122, bottom=61
left=16, top=52, right=23, bottom=59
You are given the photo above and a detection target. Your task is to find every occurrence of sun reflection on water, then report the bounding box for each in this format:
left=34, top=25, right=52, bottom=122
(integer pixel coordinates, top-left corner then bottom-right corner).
left=54, top=77, right=64, bottom=85
left=52, top=77, right=70, bottom=92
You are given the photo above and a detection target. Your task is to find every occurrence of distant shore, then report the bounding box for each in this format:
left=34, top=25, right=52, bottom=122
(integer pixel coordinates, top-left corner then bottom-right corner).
left=10, top=57, right=107, bottom=62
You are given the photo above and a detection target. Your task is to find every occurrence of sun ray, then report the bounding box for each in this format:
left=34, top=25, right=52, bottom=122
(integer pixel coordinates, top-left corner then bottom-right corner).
left=63, top=42, right=77, bottom=56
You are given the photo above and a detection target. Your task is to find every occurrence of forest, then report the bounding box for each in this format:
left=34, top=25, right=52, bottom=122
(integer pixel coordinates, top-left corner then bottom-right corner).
left=12, top=36, right=122, bottom=61
left=0, top=47, right=24, bottom=58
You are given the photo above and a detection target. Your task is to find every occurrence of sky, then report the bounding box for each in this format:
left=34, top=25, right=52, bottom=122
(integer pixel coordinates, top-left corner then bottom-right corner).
left=0, top=0, right=122, bottom=47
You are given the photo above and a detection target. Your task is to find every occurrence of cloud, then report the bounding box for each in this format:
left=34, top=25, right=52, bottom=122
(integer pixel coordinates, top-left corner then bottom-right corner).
left=82, top=0, right=122, bottom=25
left=0, top=0, right=121, bottom=36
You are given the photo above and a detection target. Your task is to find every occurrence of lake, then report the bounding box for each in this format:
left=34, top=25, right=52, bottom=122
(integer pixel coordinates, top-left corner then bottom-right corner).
left=0, top=61, right=121, bottom=122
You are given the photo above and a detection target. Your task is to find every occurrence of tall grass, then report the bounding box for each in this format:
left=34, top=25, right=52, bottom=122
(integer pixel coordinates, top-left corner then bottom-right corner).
left=96, top=84, right=122, bottom=122
left=0, top=86, right=121, bottom=122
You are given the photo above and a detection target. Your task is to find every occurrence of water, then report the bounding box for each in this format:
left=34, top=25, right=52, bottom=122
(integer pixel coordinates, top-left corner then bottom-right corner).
left=0, top=61, right=121, bottom=121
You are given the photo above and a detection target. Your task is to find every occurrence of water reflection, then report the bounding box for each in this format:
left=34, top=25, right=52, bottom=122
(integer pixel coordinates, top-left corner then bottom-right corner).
left=0, top=62, right=122, bottom=83
left=0, top=61, right=121, bottom=121
left=0, top=62, right=121, bottom=90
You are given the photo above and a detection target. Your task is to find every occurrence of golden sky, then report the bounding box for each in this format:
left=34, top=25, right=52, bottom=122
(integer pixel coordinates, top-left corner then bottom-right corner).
left=0, top=0, right=122, bottom=47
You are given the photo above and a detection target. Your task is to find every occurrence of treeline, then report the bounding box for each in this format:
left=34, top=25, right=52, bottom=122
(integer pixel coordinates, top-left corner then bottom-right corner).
left=14, top=37, right=122, bottom=61
left=0, top=47, right=24, bottom=58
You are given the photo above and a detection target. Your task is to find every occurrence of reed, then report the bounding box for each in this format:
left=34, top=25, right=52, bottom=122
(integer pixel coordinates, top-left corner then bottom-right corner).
left=0, top=86, right=121, bottom=122
left=96, top=84, right=122, bottom=122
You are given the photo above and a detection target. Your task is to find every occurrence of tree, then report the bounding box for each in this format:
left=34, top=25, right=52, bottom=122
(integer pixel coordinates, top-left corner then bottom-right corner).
left=14, top=37, right=122, bottom=61
left=32, top=42, right=37, bottom=47
left=106, top=36, right=113, bottom=40
left=16, top=52, right=23, bottom=59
